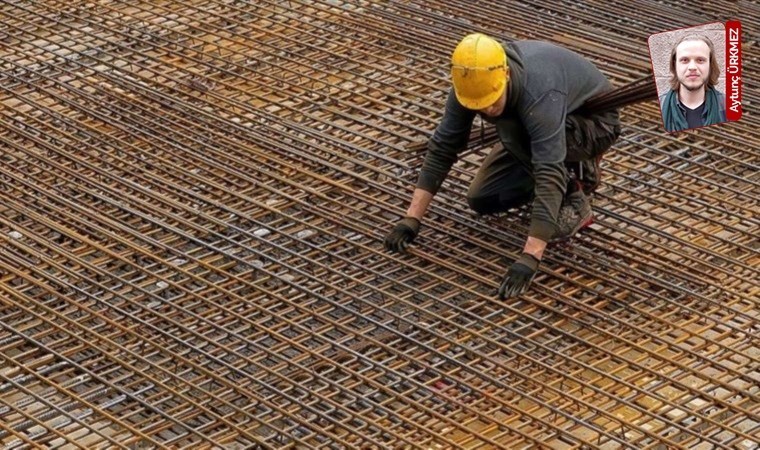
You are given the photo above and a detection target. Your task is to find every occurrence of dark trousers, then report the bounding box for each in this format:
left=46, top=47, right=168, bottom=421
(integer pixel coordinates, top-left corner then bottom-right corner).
left=467, top=110, right=620, bottom=215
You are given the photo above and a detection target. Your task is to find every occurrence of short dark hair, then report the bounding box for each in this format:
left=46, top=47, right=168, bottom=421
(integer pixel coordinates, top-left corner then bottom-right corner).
left=669, top=34, right=720, bottom=91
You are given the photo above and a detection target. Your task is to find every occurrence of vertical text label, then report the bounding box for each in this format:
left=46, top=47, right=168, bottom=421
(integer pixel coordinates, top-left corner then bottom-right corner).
left=725, top=21, right=742, bottom=121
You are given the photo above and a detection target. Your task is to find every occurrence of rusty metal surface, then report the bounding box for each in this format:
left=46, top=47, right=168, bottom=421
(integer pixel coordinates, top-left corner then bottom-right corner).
left=0, top=1, right=757, bottom=448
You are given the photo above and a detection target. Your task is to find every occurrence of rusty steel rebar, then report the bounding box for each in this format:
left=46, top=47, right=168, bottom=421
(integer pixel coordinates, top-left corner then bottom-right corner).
left=0, top=1, right=757, bottom=449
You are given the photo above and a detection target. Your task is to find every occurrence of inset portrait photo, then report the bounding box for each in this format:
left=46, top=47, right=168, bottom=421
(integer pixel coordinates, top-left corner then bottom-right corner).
left=648, top=23, right=730, bottom=133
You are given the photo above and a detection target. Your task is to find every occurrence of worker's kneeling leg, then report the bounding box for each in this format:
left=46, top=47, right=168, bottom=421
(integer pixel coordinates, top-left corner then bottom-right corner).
left=467, top=163, right=534, bottom=215
left=565, top=110, right=621, bottom=161
left=467, top=187, right=533, bottom=216
left=565, top=111, right=622, bottom=194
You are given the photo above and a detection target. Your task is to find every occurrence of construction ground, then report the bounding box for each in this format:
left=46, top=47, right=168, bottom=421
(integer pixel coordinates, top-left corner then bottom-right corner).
left=0, top=1, right=757, bottom=449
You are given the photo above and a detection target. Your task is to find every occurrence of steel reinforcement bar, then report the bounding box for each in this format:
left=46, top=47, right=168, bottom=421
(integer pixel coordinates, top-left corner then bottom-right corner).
left=0, top=1, right=756, bottom=449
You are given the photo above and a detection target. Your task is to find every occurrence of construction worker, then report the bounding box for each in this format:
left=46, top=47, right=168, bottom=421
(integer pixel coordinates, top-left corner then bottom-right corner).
left=384, top=34, right=621, bottom=299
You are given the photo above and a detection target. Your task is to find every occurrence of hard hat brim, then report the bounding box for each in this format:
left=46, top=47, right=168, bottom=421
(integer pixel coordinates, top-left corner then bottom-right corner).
left=454, top=82, right=506, bottom=111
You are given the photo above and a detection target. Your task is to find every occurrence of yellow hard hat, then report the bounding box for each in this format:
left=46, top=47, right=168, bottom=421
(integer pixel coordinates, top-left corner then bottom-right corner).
left=450, top=33, right=508, bottom=110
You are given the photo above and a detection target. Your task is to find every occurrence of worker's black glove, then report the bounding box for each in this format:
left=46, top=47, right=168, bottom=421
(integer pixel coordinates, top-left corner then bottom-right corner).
left=498, top=253, right=541, bottom=299
left=384, top=217, right=420, bottom=253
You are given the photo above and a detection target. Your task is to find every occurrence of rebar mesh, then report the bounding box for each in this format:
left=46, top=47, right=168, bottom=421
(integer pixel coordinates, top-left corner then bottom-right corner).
left=0, top=1, right=757, bottom=449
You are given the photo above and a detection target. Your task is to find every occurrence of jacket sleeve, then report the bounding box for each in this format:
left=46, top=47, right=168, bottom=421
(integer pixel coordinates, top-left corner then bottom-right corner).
left=416, top=88, right=476, bottom=195
left=717, top=91, right=727, bottom=122
left=521, top=90, right=569, bottom=241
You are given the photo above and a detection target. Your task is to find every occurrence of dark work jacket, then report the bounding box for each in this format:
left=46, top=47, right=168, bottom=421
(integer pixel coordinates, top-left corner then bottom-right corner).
left=658, top=88, right=726, bottom=132
left=417, top=40, right=614, bottom=241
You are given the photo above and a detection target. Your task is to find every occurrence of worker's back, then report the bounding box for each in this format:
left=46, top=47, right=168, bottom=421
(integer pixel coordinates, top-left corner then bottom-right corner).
left=507, top=40, right=613, bottom=114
